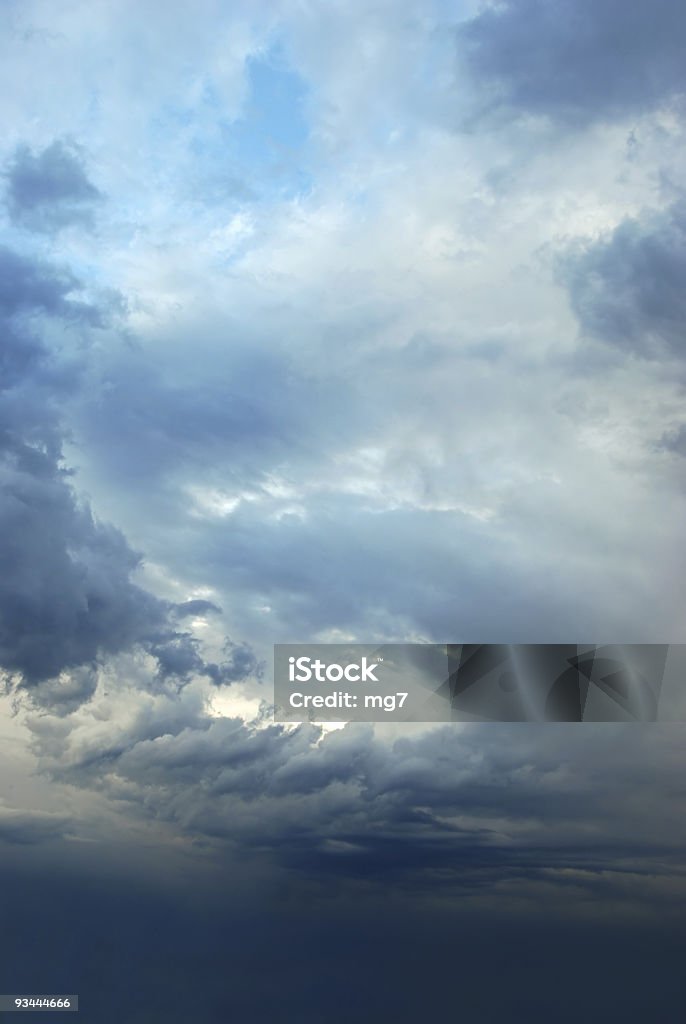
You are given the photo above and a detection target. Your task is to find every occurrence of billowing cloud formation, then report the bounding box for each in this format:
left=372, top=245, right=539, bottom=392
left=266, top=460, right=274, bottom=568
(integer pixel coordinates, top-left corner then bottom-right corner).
left=0, top=247, right=159, bottom=689
left=0, top=242, right=258, bottom=706
left=4, top=139, right=102, bottom=233
left=25, top=668, right=686, bottom=917
left=460, top=0, right=686, bottom=126
left=561, top=200, right=686, bottom=358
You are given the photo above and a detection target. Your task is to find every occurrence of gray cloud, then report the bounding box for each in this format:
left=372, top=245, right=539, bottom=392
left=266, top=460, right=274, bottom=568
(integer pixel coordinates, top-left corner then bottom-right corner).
left=188, top=493, right=659, bottom=645
left=147, top=634, right=263, bottom=688
left=0, top=249, right=158, bottom=686
left=0, top=437, right=168, bottom=689
left=204, top=638, right=265, bottom=686
left=0, top=245, right=104, bottom=325
left=0, top=244, right=258, bottom=703
left=65, top=313, right=683, bottom=657
left=32, top=694, right=686, bottom=913
left=4, top=139, right=102, bottom=233
left=172, top=598, right=222, bottom=619
left=74, top=336, right=361, bottom=495
left=459, top=0, right=686, bottom=127
left=657, top=424, right=686, bottom=456
left=560, top=200, right=686, bottom=357
left=0, top=805, right=72, bottom=845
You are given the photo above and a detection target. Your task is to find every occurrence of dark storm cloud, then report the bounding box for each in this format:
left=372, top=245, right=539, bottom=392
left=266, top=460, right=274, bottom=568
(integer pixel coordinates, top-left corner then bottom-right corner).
left=108, top=719, right=316, bottom=797
left=0, top=246, right=104, bottom=325
left=560, top=200, right=686, bottom=357
left=16, top=686, right=686, bottom=1018
left=4, top=139, right=102, bottom=233
left=0, top=249, right=159, bottom=685
left=0, top=435, right=174, bottom=691
left=204, top=638, right=265, bottom=685
left=0, top=807, right=72, bottom=845
left=147, top=633, right=263, bottom=687
left=148, top=633, right=209, bottom=683
left=0, top=245, right=258, bottom=701
left=38, top=688, right=686, bottom=909
left=459, top=0, right=686, bottom=127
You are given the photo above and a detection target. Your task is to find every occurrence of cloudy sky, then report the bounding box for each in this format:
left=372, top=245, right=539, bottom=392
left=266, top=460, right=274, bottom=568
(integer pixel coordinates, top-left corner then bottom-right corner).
left=1, top=1, right=685, bottom=1020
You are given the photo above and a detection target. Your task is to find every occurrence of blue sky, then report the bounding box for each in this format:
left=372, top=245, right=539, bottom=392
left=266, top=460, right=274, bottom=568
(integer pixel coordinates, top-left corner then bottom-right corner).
left=1, top=2, right=685, bottom=1020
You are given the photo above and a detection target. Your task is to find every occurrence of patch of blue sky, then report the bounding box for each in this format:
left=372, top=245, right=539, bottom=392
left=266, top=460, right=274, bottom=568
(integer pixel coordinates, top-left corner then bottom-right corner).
left=226, top=49, right=312, bottom=201
left=159, top=46, right=313, bottom=209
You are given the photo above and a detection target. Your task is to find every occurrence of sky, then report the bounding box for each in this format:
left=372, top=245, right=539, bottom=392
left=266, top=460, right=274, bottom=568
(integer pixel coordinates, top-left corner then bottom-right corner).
left=0, top=1, right=685, bottom=1020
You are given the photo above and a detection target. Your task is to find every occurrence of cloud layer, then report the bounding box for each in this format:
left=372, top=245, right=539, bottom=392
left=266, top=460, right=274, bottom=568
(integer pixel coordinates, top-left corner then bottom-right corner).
left=0, top=3, right=685, bottom=1018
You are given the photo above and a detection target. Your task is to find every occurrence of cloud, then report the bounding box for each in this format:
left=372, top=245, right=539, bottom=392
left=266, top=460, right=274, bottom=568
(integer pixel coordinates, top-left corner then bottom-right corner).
left=0, top=6, right=685, bottom=1020
left=459, top=0, right=686, bottom=127
left=204, top=638, right=265, bottom=685
left=560, top=200, right=686, bottom=358
left=24, top=655, right=686, bottom=916
left=4, top=139, right=102, bottom=233
left=0, top=245, right=104, bottom=324
left=658, top=424, right=686, bottom=457
left=0, top=249, right=156, bottom=688
left=172, top=598, right=222, bottom=619
left=0, top=424, right=166, bottom=690
left=0, top=804, right=72, bottom=845
left=0, top=243, right=259, bottom=705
